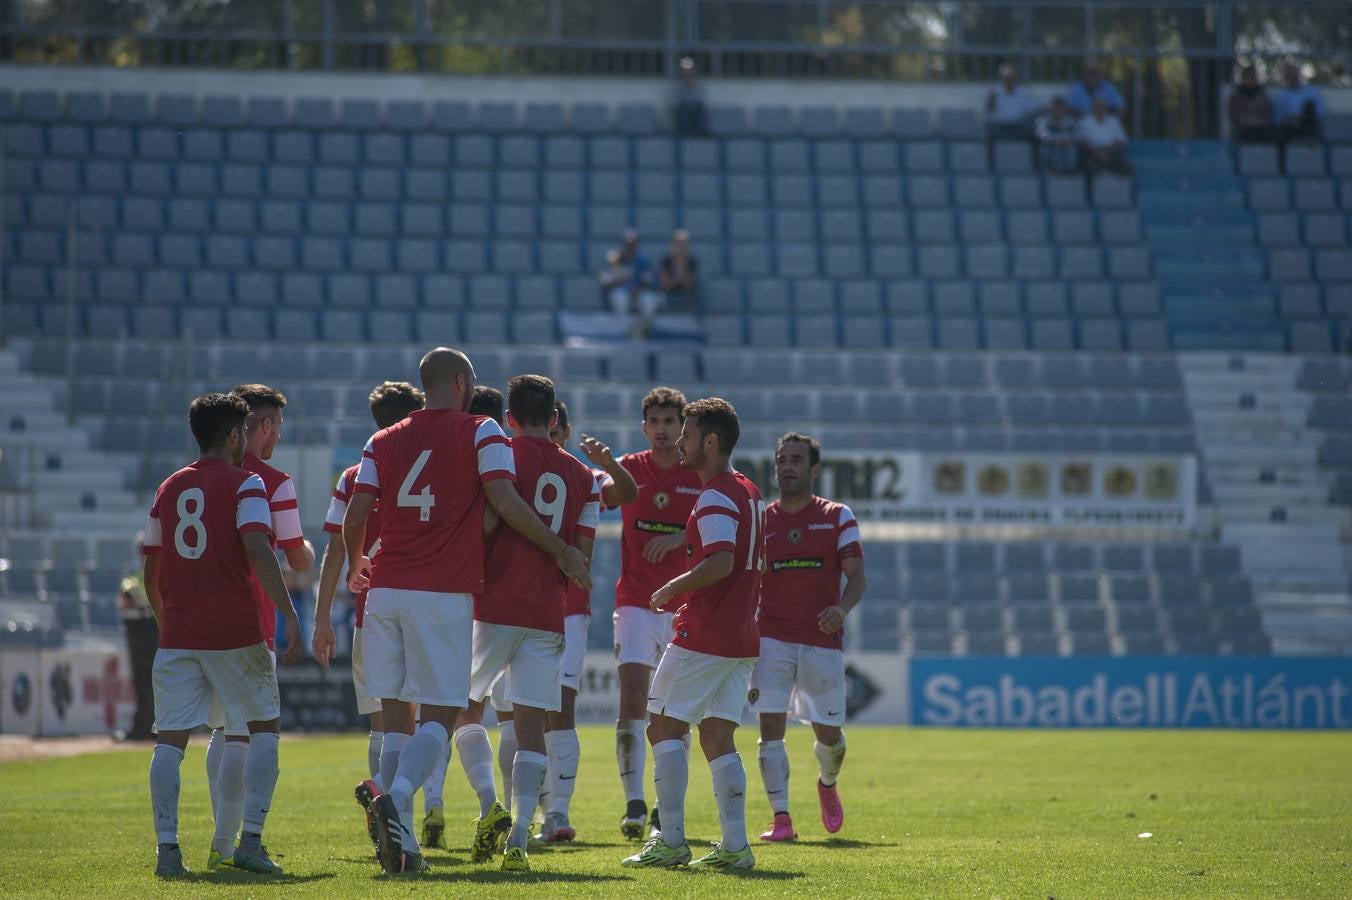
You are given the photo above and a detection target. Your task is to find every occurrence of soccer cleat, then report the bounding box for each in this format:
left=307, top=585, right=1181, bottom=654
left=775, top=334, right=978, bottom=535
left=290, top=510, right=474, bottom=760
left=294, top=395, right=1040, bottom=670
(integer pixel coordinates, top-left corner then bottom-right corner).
left=818, top=779, right=845, bottom=834
left=620, top=798, right=647, bottom=840
left=648, top=805, right=662, bottom=840
left=470, top=800, right=512, bottom=863
left=155, top=843, right=190, bottom=878
left=371, top=793, right=407, bottom=874
left=355, top=779, right=381, bottom=852
left=759, top=812, right=798, bottom=842
left=206, top=848, right=237, bottom=872
left=621, top=837, right=693, bottom=868
left=689, top=842, right=756, bottom=871
left=232, top=845, right=284, bottom=875
left=421, top=805, right=446, bottom=850
left=536, top=812, right=576, bottom=843
left=501, top=846, right=530, bottom=872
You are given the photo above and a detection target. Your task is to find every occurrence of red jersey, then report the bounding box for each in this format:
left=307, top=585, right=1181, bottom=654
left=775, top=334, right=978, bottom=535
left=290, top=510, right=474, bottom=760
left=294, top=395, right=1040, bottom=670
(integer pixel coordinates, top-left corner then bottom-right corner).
left=142, top=458, right=274, bottom=651
left=354, top=408, right=514, bottom=594
left=672, top=470, right=765, bottom=659
left=475, top=435, right=600, bottom=632
left=758, top=496, right=863, bottom=650
left=614, top=450, right=703, bottom=611
left=239, top=452, right=306, bottom=645
left=324, top=463, right=382, bottom=627
left=564, top=465, right=613, bottom=617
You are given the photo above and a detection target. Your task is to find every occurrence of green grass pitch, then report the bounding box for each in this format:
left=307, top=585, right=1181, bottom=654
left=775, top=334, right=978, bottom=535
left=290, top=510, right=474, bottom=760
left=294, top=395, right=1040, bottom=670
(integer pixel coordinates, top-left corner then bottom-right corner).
left=1, top=726, right=1348, bottom=897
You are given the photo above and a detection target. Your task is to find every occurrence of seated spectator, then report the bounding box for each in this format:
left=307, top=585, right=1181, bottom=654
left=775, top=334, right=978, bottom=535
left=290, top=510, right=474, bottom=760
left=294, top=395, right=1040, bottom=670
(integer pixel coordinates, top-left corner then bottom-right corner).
left=986, top=63, right=1041, bottom=141
left=1229, top=64, right=1276, bottom=142
left=1067, top=60, right=1126, bottom=119
left=1273, top=61, right=1324, bottom=142
left=1035, top=97, right=1080, bottom=174
left=672, top=56, right=708, bottom=137
left=599, top=229, right=661, bottom=338
left=659, top=229, right=700, bottom=311
left=1076, top=97, right=1132, bottom=175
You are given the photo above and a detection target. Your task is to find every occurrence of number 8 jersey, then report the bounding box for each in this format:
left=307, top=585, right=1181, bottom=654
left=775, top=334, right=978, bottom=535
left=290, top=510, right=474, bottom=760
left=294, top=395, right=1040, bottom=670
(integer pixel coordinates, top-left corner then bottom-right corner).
left=142, top=458, right=274, bottom=651
left=355, top=407, right=515, bottom=595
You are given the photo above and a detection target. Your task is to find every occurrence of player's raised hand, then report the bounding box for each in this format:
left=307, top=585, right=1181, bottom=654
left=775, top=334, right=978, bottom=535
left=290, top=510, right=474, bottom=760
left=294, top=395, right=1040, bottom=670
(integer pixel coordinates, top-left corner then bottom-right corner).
left=556, top=545, right=592, bottom=591
left=643, top=532, right=685, bottom=563
left=578, top=434, right=616, bottom=467
left=347, top=555, right=372, bottom=594
left=311, top=619, right=336, bottom=668
left=817, top=604, right=845, bottom=635
left=281, top=617, right=303, bottom=664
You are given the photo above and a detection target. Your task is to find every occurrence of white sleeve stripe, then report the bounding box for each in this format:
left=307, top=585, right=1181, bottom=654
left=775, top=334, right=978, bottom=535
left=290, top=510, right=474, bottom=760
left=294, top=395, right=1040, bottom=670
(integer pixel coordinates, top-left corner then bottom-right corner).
left=237, top=495, right=272, bottom=530
left=837, top=525, right=862, bottom=550
left=696, top=513, right=737, bottom=548
left=693, top=489, right=738, bottom=514
left=577, top=500, right=601, bottom=531
left=837, top=505, right=858, bottom=528
left=271, top=477, right=298, bottom=504
left=478, top=441, right=515, bottom=476
left=238, top=473, right=267, bottom=496
left=475, top=417, right=508, bottom=445
left=355, top=454, right=379, bottom=489
left=323, top=495, right=347, bottom=528
left=272, top=506, right=304, bottom=541
left=143, top=515, right=162, bottom=548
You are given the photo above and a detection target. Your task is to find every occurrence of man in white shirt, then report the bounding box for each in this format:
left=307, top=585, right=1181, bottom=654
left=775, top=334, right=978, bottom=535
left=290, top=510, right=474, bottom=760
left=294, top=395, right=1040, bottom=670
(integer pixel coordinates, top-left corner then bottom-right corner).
left=986, top=63, right=1041, bottom=141
left=1075, top=97, right=1133, bottom=175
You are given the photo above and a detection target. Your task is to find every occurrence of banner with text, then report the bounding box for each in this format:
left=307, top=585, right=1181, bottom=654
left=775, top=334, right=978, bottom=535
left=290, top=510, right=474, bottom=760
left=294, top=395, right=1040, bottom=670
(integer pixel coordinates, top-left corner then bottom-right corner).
left=734, top=452, right=1197, bottom=527
left=910, top=657, right=1352, bottom=729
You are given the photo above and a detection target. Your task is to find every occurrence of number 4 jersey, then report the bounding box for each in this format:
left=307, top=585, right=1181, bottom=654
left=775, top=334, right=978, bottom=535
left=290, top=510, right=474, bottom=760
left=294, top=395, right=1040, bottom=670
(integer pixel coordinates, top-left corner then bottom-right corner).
left=355, top=407, right=515, bottom=595
left=142, top=457, right=275, bottom=651
left=475, top=435, right=601, bottom=633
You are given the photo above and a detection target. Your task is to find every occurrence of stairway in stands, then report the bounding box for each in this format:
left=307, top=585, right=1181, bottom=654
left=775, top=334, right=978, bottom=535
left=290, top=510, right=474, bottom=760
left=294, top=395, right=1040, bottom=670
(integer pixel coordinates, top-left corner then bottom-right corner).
left=1180, top=352, right=1352, bottom=653
left=1131, top=140, right=1284, bottom=352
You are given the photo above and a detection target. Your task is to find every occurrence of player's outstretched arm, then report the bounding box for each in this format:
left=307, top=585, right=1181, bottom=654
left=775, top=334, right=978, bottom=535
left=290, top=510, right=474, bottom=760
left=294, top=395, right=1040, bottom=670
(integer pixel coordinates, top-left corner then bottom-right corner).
left=342, top=492, right=376, bottom=593
left=483, top=479, right=592, bottom=590
left=649, top=550, right=734, bottom=610
left=243, top=531, right=303, bottom=664
left=142, top=554, right=162, bottom=622
left=311, top=533, right=345, bottom=667
left=820, top=556, right=867, bottom=635
left=579, top=435, right=638, bottom=507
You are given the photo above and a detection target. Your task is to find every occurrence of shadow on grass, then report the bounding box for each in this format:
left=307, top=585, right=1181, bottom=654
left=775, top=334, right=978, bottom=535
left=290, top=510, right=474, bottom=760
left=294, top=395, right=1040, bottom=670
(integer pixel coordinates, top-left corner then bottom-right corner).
left=169, top=871, right=337, bottom=887
left=791, top=838, right=899, bottom=849
left=376, top=869, right=633, bottom=885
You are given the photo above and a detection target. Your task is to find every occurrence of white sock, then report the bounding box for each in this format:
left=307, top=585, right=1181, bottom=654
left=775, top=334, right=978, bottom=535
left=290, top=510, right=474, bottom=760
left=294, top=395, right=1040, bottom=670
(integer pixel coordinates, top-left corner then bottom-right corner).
left=616, top=719, right=646, bottom=803
left=758, top=738, right=791, bottom=815
left=497, top=721, right=517, bottom=806
left=423, top=739, right=450, bottom=814
left=213, top=740, right=248, bottom=855
left=388, top=722, right=448, bottom=855
left=150, top=744, right=184, bottom=845
left=454, top=724, right=498, bottom=817
left=205, top=728, right=225, bottom=820
left=379, top=731, right=408, bottom=795
left=546, top=729, right=580, bottom=817
left=710, top=752, right=749, bottom=851
left=367, top=730, right=384, bottom=780
left=241, top=732, right=280, bottom=836
left=507, top=750, right=548, bottom=850
left=814, top=734, right=847, bottom=787
left=652, top=739, right=688, bottom=848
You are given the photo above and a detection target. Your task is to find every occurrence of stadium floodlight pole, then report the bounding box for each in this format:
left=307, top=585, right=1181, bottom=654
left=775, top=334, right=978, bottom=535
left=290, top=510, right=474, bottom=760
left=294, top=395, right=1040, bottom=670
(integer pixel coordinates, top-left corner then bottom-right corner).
left=64, top=199, right=78, bottom=425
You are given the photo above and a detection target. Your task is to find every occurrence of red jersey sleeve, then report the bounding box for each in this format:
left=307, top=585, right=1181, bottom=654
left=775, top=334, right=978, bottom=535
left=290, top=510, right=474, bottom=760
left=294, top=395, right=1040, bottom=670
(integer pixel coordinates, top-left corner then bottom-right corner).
left=475, top=417, right=515, bottom=484
left=142, top=490, right=164, bottom=555
left=323, top=468, right=353, bottom=535
left=836, top=504, right=863, bottom=562
left=691, top=487, right=741, bottom=558
left=236, top=473, right=273, bottom=537
left=354, top=435, right=380, bottom=498
left=575, top=473, right=601, bottom=540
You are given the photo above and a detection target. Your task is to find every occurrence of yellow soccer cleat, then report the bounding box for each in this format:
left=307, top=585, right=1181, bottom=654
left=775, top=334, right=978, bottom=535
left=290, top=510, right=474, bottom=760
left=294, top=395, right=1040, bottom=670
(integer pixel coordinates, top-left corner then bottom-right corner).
left=421, top=805, right=446, bottom=850
left=206, top=849, right=237, bottom=872
left=501, top=846, right=530, bottom=872
left=470, top=801, right=512, bottom=863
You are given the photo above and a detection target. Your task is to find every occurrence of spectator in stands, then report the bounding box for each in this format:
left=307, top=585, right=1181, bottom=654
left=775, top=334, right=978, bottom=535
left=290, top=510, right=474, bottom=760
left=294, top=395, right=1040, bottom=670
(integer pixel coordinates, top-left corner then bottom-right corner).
left=1229, top=65, right=1276, bottom=142
left=1273, top=61, right=1324, bottom=142
left=658, top=229, right=700, bottom=312
left=1067, top=60, right=1126, bottom=119
left=119, top=555, right=158, bottom=742
left=986, top=63, right=1041, bottom=141
left=1076, top=96, right=1133, bottom=175
left=672, top=55, right=708, bottom=136
left=1035, top=96, right=1080, bottom=174
left=599, top=229, right=661, bottom=338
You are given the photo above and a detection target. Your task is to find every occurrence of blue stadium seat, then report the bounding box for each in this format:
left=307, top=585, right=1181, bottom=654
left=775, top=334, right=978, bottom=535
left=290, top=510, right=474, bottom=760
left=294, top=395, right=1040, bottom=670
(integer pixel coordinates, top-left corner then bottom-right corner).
left=817, top=175, right=858, bottom=208
left=143, top=268, right=187, bottom=304
left=1013, top=246, right=1056, bottom=279
left=571, top=103, right=611, bottom=134
left=892, top=108, right=931, bottom=140
left=339, top=99, right=382, bottom=131
left=544, top=136, right=584, bottom=169
left=375, top=274, right=418, bottom=309
left=872, top=245, right=913, bottom=278
left=908, top=175, right=949, bottom=207
left=92, top=125, right=134, bottom=158
left=857, top=141, right=898, bottom=174
left=954, top=175, right=997, bottom=208
left=1000, top=176, right=1042, bottom=208
left=1091, top=175, right=1133, bottom=208
left=318, top=309, right=361, bottom=341
left=844, top=107, right=886, bottom=138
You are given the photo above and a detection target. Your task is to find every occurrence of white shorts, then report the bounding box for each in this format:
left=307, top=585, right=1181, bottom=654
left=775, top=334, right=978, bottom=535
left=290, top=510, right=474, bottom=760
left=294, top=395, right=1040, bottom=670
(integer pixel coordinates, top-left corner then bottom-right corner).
left=560, top=613, right=590, bottom=692
left=156, top=643, right=280, bottom=734
left=469, top=621, right=565, bottom=712
left=363, top=588, right=473, bottom=708
left=350, top=625, right=381, bottom=716
left=489, top=671, right=512, bottom=715
left=613, top=605, right=674, bottom=669
left=750, top=636, right=847, bottom=727
left=647, top=643, right=756, bottom=725
left=208, top=647, right=277, bottom=734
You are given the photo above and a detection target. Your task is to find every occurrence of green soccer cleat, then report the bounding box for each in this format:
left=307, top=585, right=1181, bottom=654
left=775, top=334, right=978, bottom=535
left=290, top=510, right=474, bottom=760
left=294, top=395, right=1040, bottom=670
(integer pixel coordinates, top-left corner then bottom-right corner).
left=621, top=837, right=693, bottom=868
left=421, top=805, right=446, bottom=850
left=470, top=800, right=512, bottom=863
left=689, top=842, right=756, bottom=872
left=232, top=845, right=284, bottom=875
left=154, top=843, right=190, bottom=878
left=206, top=848, right=237, bottom=872
left=501, top=846, right=530, bottom=872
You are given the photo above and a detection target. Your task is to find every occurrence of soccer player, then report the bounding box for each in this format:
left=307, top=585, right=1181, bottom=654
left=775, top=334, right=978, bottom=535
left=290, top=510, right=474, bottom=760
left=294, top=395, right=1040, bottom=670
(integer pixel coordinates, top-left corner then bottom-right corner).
left=202, top=384, right=314, bottom=871
left=538, top=399, right=638, bottom=843
left=311, top=381, right=426, bottom=849
left=452, top=375, right=600, bottom=872
left=752, top=433, right=866, bottom=840
left=611, top=387, right=703, bottom=839
left=342, top=348, right=589, bottom=875
left=622, top=398, right=765, bottom=871
left=142, top=393, right=302, bottom=877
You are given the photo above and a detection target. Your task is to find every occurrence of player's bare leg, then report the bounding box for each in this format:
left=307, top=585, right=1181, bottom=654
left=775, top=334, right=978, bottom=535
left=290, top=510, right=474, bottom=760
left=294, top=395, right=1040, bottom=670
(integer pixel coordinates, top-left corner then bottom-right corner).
left=502, top=703, right=549, bottom=871
left=812, top=721, right=846, bottom=834
left=541, top=688, right=580, bottom=842
left=757, top=712, right=796, bottom=841
left=454, top=699, right=512, bottom=862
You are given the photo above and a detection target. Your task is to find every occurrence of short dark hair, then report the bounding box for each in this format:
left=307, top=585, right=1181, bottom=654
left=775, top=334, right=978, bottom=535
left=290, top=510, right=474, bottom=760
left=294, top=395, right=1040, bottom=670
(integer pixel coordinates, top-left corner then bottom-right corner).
left=682, top=397, right=740, bottom=456
left=643, top=387, right=688, bottom=419
left=369, top=381, right=424, bottom=430
left=230, top=383, right=287, bottom=418
left=469, top=385, right=505, bottom=425
left=188, top=392, right=249, bottom=453
left=777, top=432, right=821, bottom=466
left=507, top=375, right=556, bottom=428
left=554, top=399, right=570, bottom=432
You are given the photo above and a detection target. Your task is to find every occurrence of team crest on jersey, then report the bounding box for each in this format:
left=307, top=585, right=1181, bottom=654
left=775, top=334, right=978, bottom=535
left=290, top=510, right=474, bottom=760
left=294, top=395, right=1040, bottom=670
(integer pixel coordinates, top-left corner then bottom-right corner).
left=653, top=491, right=671, bottom=509
left=788, top=528, right=803, bottom=544
left=747, top=687, right=760, bottom=705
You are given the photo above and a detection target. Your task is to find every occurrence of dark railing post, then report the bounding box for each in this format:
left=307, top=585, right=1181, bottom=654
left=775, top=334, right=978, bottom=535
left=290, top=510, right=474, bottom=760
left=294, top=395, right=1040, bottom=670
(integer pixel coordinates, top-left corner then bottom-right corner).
left=414, top=0, right=429, bottom=71
left=322, top=0, right=335, bottom=70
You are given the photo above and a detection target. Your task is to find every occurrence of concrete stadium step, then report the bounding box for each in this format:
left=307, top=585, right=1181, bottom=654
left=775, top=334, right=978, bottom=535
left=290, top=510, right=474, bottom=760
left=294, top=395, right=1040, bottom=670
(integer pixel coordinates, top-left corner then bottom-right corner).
left=1140, top=208, right=1255, bottom=227
left=1137, top=189, right=1247, bottom=213
left=1170, top=331, right=1288, bottom=352
left=1154, top=258, right=1267, bottom=281
left=48, top=507, right=146, bottom=533
left=1146, top=224, right=1255, bottom=244
left=1209, top=482, right=1334, bottom=505
left=1223, top=522, right=1347, bottom=576
left=1129, top=139, right=1231, bottom=160
left=1134, top=174, right=1246, bottom=192
left=1207, top=463, right=1331, bottom=487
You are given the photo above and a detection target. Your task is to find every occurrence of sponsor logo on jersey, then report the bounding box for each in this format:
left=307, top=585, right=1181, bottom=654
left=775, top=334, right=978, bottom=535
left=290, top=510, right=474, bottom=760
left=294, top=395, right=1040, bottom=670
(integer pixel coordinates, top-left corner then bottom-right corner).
left=771, top=557, right=825, bottom=571
left=788, top=528, right=803, bottom=544
left=653, top=491, right=671, bottom=509
left=675, top=486, right=702, bottom=496
left=808, top=522, right=834, bottom=531
left=634, top=518, right=683, bottom=535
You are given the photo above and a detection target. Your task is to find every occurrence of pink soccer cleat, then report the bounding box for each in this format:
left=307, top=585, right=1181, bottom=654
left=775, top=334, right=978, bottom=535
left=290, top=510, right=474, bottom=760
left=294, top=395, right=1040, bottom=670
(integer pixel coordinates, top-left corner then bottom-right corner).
left=818, top=780, right=844, bottom=834
left=759, top=812, right=797, bottom=842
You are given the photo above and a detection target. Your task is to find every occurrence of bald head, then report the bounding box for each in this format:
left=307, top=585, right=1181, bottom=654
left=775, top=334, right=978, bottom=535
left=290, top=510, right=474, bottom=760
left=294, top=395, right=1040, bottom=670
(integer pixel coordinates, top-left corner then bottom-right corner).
left=418, top=347, right=476, bottom=411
